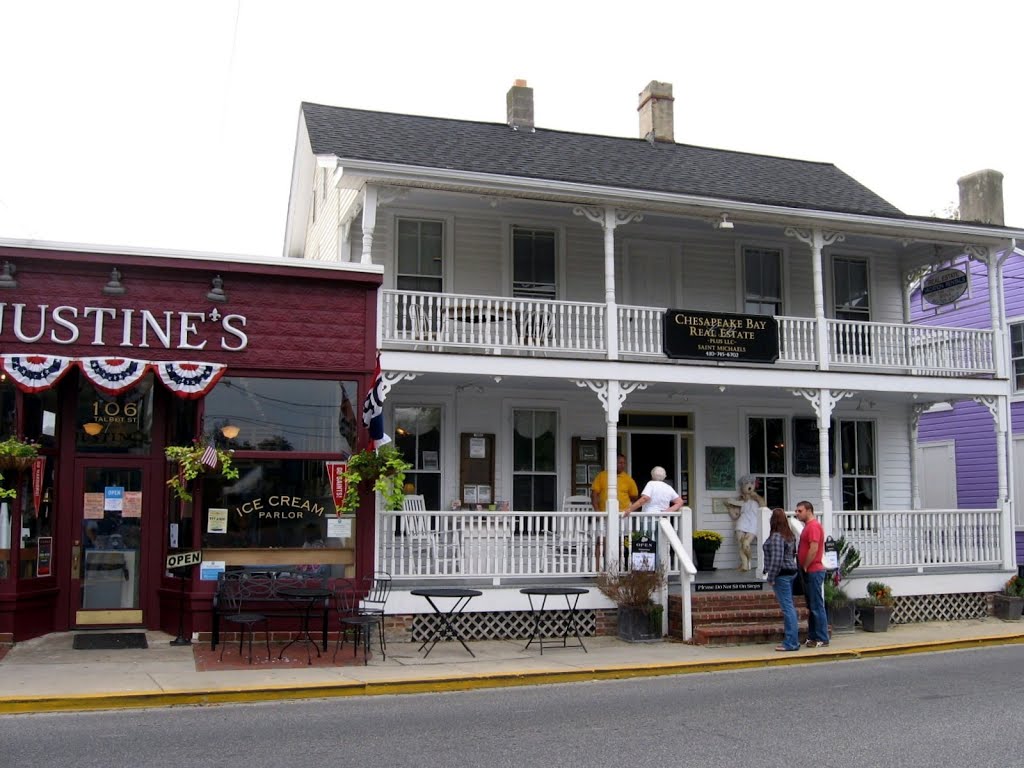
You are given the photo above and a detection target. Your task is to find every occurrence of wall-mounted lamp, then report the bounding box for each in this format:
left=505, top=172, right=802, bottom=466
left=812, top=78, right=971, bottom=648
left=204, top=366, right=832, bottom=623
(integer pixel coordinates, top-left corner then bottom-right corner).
left=0, top=261, right=17, bottom=290
left=207, top=274, right=228, bottom=303
left=220, top=424, right=241, bottom=440
left=102, top=267, right=126, bottom=295
left=718, top=385, right=727, bottom=393
left=713, top=213, right=734, bottom=230
left=83, top=422, right=104, bottom=436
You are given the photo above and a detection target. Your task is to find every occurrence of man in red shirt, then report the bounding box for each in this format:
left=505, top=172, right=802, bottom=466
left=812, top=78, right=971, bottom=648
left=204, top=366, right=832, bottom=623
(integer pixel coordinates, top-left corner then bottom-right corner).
left=796, top=500, right=829, bottom=647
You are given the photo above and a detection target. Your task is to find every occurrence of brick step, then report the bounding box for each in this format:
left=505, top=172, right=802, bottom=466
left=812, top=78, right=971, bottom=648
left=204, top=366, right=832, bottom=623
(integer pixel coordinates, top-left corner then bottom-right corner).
left=693, top=621, right=809, bottom=647
left=691, top=593, right=806, bottom=608
left=693, top=607, right=809, bottom=624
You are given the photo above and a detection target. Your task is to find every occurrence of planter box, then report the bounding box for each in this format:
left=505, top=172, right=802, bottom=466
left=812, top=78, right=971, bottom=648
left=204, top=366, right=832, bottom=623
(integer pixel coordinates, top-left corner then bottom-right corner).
left=827, top=602, right=856, bottom=634
left=993, top=594, right=1024, bottom=621
left=617, top=606, right=663, bottom=643
left=858, top=605, right=893, bottom=632
left=694, top=550, right=717, bottom=572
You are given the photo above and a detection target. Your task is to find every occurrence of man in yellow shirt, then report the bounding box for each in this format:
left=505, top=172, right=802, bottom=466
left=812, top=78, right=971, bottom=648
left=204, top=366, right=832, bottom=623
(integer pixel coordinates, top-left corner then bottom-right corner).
left=591, top=454, right=639, bottom=512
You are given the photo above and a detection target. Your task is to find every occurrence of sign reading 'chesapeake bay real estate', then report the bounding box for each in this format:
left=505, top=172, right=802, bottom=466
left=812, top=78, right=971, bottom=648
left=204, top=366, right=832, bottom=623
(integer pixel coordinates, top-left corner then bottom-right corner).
left=663, top=309, right=779, bottom=363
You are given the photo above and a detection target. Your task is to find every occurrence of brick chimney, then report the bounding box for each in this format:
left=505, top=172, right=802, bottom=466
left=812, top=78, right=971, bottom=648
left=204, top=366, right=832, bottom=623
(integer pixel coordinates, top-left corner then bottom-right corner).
left=507, top=79, right=534, bottom=132
left=638, top=81, right=674, bottom=143
left=957, top=169, right=1004, bottom=225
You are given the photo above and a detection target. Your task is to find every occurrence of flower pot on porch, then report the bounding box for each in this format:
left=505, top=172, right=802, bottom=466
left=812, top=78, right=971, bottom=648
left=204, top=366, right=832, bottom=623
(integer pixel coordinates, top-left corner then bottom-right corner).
left=992, top=594, right=1024, bottom=621
left=858, top=604, right=893, bottom=632
left=616, top=606, right=663, bottom=643
left=827, top=602, right=856, bottom=634
left=694, top=550, right=717, bottom=572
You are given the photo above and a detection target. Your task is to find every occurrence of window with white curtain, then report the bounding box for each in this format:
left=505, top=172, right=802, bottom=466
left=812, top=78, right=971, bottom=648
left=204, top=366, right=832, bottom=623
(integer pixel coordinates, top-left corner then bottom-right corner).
left=395, top=406, right=442, bottom=511
left=512, top=409, right=557, bottom=511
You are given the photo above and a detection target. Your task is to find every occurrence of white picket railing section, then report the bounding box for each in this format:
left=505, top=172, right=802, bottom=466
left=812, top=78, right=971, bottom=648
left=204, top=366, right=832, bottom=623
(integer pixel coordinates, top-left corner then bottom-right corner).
left=378, top=509, right=688, bottom=581
left=827, top=320, right=994, bottom=374
left=834, top=509, right=1003, bottom=569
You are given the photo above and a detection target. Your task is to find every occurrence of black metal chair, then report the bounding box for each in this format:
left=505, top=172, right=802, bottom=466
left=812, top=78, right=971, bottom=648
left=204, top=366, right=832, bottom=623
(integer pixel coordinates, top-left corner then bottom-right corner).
left=219, top=575, right=271, bottom=664
left=333, top=572, right=392, bottom=664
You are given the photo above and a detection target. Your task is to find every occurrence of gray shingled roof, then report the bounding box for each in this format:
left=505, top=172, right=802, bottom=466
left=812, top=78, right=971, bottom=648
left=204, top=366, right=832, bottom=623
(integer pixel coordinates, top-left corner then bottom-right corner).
left=302, top=102, right=905, bottom=218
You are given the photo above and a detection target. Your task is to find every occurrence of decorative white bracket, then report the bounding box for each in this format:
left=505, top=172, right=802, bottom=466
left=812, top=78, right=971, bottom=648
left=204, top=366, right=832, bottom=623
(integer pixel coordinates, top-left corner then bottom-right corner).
left=784, top=228, right=846, bottom=249
left=574, top=379, right=647, bottom=417
left=573, top=206, right=644, bottom=230
left=910, top=403, right=930, bottom=432
left=971, top=395, right=997, bottom=421
left=791, top=388, right=855, bottom=426
left=378, top=371, right=419, bottom=401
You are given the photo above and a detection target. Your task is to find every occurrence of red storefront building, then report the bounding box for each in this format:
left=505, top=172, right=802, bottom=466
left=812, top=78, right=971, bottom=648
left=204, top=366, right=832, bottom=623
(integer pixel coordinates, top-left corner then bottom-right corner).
left=0, top=242, right=381, bottom=642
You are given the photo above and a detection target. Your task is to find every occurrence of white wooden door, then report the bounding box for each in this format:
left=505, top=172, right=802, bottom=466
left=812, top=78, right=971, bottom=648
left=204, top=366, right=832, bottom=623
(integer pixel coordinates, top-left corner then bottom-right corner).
left=915, top=441, right=956, bottom=508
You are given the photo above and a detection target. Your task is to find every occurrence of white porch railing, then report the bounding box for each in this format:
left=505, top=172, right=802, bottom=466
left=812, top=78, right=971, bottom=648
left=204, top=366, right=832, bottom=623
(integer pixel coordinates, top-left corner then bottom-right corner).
left=827, top=320, right=994, bottom=374
left=380, top=290, right=605, bottom=355
left=834, top=509, right=1003, bottom=569
left=377, top=509, right=688, bottom=582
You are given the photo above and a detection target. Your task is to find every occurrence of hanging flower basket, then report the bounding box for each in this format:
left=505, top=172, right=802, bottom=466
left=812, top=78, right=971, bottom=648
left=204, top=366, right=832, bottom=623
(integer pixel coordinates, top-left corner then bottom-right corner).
left=164, top=441, right=239, bottom=502
left=339, top=445, right=411, bottom=514
left=0, top=437, right=39, bottom=472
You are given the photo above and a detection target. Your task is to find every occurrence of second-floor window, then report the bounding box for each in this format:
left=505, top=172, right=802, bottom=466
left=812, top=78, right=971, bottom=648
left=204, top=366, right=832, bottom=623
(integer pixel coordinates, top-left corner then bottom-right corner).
left=1011, top=323, right=1024, bottom=393
left=833, top=257, right=870, bottom=321
left=512, top=227, right=556, bottom=299
left=397, top=218, right=443, bottom=293
left=743, top=247, right=782, bottom=315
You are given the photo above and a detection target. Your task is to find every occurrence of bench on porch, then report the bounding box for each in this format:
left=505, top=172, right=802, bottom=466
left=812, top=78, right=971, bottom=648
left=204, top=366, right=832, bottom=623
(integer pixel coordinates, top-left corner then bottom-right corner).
left=211, top=571, right=331, bottom=652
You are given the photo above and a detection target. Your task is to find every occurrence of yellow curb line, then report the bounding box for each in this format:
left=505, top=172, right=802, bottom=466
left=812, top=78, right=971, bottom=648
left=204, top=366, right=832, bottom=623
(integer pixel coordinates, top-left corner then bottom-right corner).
left=3, top=633, right=1023, bottom=714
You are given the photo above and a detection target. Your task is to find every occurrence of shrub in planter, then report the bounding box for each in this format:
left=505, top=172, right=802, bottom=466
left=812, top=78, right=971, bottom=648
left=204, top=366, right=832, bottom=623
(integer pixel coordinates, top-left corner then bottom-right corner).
left=856, top=580, right=894, bottom=632
left=596, top=565, right=666, bottom=642
left=825, top=580, right=856, bottom=633
left=993, top=575, right=1024, bottom=621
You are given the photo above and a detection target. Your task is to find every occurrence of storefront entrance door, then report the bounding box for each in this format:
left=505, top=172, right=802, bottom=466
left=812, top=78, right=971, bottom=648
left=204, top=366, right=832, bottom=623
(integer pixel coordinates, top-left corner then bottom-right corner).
left=72, top=462, right=148, bottom=626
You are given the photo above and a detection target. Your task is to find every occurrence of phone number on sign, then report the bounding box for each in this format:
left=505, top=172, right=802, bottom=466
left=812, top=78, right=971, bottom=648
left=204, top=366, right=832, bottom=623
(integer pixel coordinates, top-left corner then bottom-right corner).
left=705, top=350, right=739, bottom=358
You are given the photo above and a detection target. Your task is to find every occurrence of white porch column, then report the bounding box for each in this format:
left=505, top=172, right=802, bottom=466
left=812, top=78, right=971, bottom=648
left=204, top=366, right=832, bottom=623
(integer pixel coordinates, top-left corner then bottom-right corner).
left=573, top=206, right=643, bottom=361
left=910, top=404, right=928, bottom=509
left=575, top=378, right=648, bottom=570
left=974, top=395, right=1014, bottom=569
left=792, top=388, right=854, bottom=536
left=786, top=228, right=845, bottom=371
left=360, top=184, right=378, bottom=265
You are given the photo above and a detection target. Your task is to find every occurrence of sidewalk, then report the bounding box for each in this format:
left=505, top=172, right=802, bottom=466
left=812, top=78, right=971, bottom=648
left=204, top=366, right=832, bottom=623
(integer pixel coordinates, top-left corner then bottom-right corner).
left=2, top=618, right=1023, bottom=714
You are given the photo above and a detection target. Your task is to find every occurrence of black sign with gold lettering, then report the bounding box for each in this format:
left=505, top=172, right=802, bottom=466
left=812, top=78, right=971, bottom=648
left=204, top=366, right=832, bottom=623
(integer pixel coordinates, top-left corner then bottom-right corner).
left=663, top=309, right=779, bottom=363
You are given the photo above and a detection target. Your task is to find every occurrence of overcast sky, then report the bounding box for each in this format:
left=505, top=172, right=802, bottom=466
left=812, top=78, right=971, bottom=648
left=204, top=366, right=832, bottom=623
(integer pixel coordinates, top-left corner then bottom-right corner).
left=2, top=1, right=1021, bottom=258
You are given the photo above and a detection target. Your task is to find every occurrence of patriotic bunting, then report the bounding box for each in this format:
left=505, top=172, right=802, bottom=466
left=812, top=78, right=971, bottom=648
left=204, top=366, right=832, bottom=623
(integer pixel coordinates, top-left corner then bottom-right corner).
left=1, top=354, right=75, bottom=393
left=78, top=357, right=151, bottom=395
left=154, top=360, right=227, bottom=399
left=361, top=355, right=391, bottom=449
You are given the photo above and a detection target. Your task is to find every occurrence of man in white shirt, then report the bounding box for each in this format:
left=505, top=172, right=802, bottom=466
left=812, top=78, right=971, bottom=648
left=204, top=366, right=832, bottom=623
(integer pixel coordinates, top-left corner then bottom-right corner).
left=624, top=466, right=684, bottom=516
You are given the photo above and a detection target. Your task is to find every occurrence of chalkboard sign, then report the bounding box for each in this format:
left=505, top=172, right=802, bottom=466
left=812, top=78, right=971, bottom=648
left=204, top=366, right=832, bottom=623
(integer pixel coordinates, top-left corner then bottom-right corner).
left=793, top=418, right=835, bottom=476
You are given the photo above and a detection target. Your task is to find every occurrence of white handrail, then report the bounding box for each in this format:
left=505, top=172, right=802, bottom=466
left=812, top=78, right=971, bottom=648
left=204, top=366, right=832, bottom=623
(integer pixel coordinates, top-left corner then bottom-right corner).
left=658, top=517, right=696, bottom=641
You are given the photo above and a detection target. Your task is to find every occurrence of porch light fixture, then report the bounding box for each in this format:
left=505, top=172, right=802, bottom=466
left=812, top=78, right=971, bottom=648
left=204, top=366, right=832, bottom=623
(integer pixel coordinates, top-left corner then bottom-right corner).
left=0, top=261, right=17, bottom=289
left=82, top=422, right=104, bottom=436
left=102, top=267, right=126, bottom=295
left=220, top=423, right=241, bottom=439
left=206, top=274, right=228, bottom=303
left=713, top=213, right=734, bottom=230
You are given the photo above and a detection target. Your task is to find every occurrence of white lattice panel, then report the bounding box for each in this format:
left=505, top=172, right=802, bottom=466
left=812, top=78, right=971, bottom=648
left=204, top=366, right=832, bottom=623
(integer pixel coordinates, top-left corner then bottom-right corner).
left=411, top=610, right=597, bottom=642
left=888, top=593, right=988, bottom=623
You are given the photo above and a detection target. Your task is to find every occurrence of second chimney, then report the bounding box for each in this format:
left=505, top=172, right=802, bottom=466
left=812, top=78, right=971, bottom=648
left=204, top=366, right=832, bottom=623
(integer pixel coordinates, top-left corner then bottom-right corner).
left=507, top=79, right=534, bottom=132
left=638, top=81, right=674, bottom=143
left=957, top=169, right=1004, bottom=226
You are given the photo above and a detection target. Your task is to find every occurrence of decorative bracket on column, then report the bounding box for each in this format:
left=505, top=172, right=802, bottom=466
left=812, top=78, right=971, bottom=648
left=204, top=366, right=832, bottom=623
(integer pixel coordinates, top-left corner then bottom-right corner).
left=784, top=228, right=846, bottom=249
left=971, top=395, right=997, bottom=421
left=573, top=206, right=644, bottom=230
left=963, top=244, right=992, bottom=264
left=791, top=388, right=855, bottom=426
left=574, top=379, right=647, bottom=416
left=910, top=403, right=930, bottom=433
left=378, top=371, right=419, bottom=401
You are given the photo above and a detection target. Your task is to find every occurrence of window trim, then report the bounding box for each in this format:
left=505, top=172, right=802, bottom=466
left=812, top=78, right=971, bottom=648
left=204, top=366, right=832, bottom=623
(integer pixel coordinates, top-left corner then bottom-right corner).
left=744, top=414, right=788, bottom=510
left=735, top=242, right=787, bottom=316
left=1010, top=320, right=1024, bottom=395
left=838, top=418, right=877, bottom=512
left=501, top=219, right=566, bottom=300
left=829, top=254, right=872, bottom=322
left=387, top=210, right=455, bottom=291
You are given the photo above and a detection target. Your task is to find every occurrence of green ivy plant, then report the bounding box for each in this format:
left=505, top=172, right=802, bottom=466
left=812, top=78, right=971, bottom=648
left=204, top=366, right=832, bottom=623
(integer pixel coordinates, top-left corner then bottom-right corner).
left=165, top=441, right=239, bottom=502
left=0, top=436, right=40, bottom=497
left=339, top=445, right=411, bottom=514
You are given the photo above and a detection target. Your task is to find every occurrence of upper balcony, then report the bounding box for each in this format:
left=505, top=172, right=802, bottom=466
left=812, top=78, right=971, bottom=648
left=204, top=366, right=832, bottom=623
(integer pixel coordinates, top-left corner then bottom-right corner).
left=380, top=289, right=996, bottom=378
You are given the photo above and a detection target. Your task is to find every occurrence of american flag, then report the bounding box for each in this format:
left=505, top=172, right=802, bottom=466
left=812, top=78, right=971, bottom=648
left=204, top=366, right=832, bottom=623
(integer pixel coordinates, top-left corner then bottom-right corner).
left=199, top=442, right=219, bottom=468
left=361, top=355, right=391, bottom=449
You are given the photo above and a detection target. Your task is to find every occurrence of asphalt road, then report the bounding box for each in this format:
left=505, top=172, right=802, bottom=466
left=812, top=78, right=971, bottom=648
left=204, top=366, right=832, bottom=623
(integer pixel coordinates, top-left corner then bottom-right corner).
left=4, top=645, right=1022, bottom=767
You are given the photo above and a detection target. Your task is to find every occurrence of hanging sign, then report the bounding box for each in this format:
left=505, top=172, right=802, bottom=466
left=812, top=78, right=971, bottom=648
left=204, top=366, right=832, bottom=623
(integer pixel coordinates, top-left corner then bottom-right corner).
left=823, top=536, right=839, bottom=571
left=922, top=267, right=968, bottom=306
left=166, top=550, right=202, bottom=570
left=630, top=534, right=657, bottom=571
left=663, top=310, right=779, bottom=363
left=31, top=457, right=45, bottom=516
left=104, top=486, right=124, bottom=512
left=325, top=461, right=348, bottom=512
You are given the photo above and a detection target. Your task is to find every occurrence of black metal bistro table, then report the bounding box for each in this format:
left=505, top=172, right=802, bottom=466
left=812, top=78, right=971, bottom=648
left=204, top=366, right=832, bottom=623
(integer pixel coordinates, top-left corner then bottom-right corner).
left=277, top=585, right=332, bottom=665
left=520, top=586, right=589, bottom=654
left=410, top=587, right=483, bottom=657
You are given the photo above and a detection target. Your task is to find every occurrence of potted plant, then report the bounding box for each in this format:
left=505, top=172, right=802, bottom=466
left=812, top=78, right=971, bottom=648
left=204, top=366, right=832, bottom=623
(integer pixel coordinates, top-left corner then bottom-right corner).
left=339, top=444, right=412, bottom=514
left=825, top=536, right=860, bottom=633
left=165, top=440, right=240, bottom=502
left=0, top=436, right=39, bottom=472
left=856, top=580, right=895, bottom=632
left=992, top=575, right=1024, bottom=621
left=596, top=565, right=666, bottom=642
left=692, top=529, right=723, bottom=571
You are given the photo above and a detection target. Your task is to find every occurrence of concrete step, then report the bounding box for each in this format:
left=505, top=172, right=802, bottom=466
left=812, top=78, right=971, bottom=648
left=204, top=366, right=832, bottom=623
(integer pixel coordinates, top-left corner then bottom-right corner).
left=693, top=621, right=808, bottom=647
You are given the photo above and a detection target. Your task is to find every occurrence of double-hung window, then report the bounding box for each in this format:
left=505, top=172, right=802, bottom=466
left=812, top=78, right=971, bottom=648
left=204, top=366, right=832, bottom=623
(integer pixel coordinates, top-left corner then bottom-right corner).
left=512, top=227, right=556, bottom=299
left=1011, top=323, right=1024, bottom=393
left=395, top=406, right=442, bottom=511
left=833, top=257, right=870, bottom=322
left=397, top=219, right=443, bottom=293
left=512, top=409, right=557, bottom=512
left=839, top=419, right=876, bottom=512
left=747, top=416, right=786, bottom=509
left=743, top=246, right=782, bottom=315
